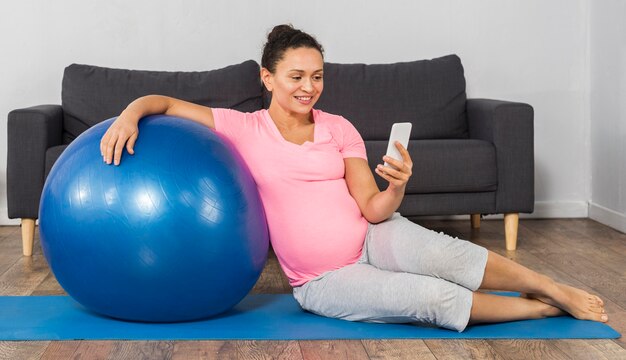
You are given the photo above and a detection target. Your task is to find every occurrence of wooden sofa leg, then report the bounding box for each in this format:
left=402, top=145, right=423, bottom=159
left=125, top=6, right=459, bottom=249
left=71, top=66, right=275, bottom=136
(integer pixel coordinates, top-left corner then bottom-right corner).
left=21, top=218, right=36, bottom=256
left=504, top=213, right=519, bottom=250
left=470, top=214, right=481, bottom=229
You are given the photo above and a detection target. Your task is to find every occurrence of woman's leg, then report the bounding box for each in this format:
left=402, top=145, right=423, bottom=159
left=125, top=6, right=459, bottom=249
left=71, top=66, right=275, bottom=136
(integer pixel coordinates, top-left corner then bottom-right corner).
left=293, top=262, right=570, bottom=331
left=479, top=250, right=608, bottom=322
left=365, top=214, right=607, bottom=322
left=469, top=292, right=564, bottom=324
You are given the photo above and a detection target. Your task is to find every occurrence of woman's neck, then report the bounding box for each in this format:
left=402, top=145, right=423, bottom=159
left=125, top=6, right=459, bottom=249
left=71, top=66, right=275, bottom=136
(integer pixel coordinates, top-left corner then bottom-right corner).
left=268, top=103, right=313, bottom=130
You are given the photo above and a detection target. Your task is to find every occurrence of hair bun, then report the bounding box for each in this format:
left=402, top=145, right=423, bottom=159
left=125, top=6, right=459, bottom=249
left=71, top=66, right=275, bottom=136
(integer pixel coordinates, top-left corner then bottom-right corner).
left=261, top=24, right=324, bottom=73
left=267, top=24, right=297, bottom=43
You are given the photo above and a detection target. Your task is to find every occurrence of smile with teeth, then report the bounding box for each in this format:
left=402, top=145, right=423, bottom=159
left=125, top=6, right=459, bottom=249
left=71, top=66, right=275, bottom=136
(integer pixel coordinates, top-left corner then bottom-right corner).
left=295, top=96, right=312, bottom=101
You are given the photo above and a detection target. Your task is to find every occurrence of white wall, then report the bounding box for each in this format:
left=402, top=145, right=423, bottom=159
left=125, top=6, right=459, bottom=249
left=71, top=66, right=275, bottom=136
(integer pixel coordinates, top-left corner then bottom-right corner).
left=589, top=0, right=626, bottom=233
left=0, top=0, right=593, bottom=224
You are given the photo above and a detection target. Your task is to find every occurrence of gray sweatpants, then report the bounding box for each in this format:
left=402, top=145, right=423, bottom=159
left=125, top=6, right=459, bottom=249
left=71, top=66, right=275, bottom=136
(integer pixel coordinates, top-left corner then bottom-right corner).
left=292, top=213, right=488, bottom=331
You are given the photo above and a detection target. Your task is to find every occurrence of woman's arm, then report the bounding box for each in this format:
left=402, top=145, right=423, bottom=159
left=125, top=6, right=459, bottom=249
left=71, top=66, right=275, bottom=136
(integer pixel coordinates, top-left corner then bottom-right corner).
left=345, top=142, right=413, bottom=223
left=100, top=95, right=215, bottom=165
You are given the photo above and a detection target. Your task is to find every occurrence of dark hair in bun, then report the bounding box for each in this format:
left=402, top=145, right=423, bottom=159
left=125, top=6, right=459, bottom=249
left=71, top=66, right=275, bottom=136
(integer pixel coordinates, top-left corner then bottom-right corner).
left=262, top=24, right=324, bottom=74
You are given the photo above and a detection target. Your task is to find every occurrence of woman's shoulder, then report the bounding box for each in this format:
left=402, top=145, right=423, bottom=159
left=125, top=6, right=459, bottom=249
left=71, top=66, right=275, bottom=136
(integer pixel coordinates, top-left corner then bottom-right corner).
left=214, top=108, right=267, bottom=120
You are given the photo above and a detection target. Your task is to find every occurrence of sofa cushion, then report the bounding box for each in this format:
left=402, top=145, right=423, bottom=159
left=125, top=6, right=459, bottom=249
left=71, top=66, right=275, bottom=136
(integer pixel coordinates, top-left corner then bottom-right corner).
left=365, top=139, right=497, bottom=193
left=400, top=192, right=496, bottom=216
left=61, top=60, right=263, bottom=142
left=315, top=54, right=468, bottom=140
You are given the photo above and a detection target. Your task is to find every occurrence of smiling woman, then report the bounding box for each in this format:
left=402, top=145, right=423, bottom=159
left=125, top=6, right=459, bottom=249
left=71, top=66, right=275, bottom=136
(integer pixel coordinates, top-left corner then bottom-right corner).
left=260, top=47, right=323, bottom=145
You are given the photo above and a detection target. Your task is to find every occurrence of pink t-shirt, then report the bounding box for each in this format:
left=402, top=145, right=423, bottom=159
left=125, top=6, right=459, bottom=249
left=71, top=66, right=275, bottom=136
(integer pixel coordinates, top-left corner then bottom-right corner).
left=212, top=108, right=369, bottom=286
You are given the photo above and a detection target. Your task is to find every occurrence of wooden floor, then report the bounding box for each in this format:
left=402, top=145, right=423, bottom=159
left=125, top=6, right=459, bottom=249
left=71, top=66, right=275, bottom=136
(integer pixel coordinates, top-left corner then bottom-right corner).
left=0, top=218, right=625, bottom=359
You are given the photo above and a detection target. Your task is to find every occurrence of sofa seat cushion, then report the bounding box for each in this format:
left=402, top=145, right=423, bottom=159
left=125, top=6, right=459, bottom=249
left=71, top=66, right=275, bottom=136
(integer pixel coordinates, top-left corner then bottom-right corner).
left=365, top=139, right=497, bottom=193
left=315, top=54, right=467, bottom=140
left=400, top=192, right=496, bottom=216
left=61, top=60, right=263, bottom=143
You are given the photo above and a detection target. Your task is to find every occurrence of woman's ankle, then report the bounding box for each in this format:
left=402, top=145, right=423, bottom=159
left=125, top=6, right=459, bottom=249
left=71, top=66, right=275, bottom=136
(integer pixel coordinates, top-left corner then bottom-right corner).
left=535, top=274, right=558, bottom=297
left=538, top=300, right=564, bottom=318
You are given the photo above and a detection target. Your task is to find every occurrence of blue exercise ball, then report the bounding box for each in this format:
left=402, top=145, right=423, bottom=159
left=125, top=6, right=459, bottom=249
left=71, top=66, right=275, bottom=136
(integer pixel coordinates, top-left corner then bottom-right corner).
left=39, top=115, right=269, bottom=322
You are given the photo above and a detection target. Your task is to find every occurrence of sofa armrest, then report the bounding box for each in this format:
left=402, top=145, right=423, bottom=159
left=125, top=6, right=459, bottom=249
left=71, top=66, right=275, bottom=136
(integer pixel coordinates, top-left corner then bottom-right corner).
left=7, top=105, right=64, bottom=219
left=466, top=99, right=534, bottom=213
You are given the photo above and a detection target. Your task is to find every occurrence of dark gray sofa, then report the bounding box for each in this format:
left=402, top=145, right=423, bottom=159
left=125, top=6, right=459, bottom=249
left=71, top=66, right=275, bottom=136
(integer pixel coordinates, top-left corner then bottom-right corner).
left=7, top=54, right=533, bottom=256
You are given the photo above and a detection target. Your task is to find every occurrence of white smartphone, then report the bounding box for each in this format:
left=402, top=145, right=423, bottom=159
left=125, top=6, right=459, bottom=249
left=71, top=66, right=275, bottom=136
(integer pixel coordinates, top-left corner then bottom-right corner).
left=384, top=122, right=412, bottom=168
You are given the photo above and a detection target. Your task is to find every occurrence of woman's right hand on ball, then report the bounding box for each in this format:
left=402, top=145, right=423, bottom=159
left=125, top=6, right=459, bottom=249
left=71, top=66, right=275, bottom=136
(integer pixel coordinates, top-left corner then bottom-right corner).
left=100, top=112, right=140, bottom=166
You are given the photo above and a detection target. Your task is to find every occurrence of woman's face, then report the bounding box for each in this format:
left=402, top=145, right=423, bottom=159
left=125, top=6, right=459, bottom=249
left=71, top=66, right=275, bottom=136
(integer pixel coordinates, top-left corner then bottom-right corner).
left=262, top=47, right=324, bottom=117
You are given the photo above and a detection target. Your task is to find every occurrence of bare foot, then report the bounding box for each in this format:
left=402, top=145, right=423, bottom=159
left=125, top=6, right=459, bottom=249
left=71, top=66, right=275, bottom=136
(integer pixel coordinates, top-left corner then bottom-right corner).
left=526, top=282, right=608, bottom=322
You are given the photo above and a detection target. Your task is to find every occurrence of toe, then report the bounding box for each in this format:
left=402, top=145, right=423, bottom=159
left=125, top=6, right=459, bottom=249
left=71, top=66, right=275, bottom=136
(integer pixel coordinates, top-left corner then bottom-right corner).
left=586, top=312, right=608, bottom=322
left=589, top=305, right=604, bottom=314
left=590, top=295, right=604, bottom=306
left=596, top=296, right=604, bottom=306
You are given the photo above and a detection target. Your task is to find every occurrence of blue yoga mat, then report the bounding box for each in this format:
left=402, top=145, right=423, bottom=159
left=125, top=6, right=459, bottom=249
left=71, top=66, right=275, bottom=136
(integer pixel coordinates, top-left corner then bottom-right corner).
left=0, top=294, right=619, bottom=340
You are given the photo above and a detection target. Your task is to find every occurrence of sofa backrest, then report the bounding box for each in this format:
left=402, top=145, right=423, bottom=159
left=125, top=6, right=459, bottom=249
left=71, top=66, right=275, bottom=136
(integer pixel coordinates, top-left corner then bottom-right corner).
left=61, top=60, right=263, bottom=143
left=313, top=54, right=468, bottom=140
